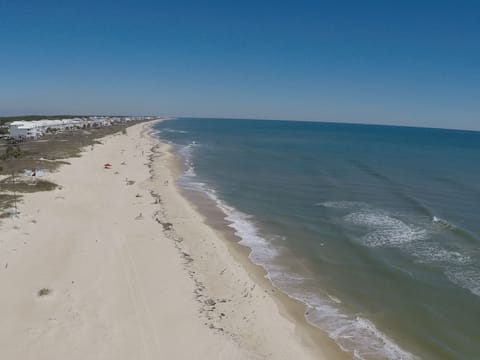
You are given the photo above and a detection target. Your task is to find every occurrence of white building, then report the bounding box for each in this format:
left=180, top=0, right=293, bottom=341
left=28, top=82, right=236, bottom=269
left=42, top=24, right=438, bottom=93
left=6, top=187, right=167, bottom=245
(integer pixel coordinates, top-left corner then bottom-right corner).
left=9, top=119, right=85, bottom=139
left=88, top=117, right=112, bottom=127
left=9, top=121, right=42, bottom=139
left=7, top=116, right=155, bottom=140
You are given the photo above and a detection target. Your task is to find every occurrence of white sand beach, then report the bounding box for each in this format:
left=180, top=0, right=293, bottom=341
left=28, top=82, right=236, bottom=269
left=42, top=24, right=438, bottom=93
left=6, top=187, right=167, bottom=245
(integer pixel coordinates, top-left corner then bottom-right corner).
left=0, top=121, right=343, bottom=359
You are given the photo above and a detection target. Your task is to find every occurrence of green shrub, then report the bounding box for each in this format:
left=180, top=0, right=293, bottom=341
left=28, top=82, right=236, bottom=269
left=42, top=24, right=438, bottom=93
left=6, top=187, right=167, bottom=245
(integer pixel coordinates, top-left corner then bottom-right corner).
left=2, top=145, right=22, bottom=160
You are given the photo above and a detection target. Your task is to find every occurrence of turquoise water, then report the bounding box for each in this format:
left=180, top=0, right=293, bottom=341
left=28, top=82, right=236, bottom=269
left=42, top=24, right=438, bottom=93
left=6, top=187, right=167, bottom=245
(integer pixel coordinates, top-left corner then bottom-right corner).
left=153, top=118, right=480, bottom=360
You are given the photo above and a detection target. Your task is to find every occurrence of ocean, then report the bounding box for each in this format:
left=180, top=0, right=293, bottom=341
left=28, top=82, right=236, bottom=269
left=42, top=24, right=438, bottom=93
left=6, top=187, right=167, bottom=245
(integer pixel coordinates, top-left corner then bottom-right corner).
left=153, top=118, right=480, bottom=360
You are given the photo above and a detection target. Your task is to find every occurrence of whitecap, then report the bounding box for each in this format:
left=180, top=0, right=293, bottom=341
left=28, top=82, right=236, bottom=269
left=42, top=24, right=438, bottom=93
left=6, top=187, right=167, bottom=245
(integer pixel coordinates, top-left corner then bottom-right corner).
left=344, top=212, right=427, bottom=247
left=162, top=128, right=190, bottom=134
left=446, top=268, right=480, bottom=297
left=297, top=292, right=417, bottom=360
left=432, top=216, right=456, bottom=230
left=316, top=201, right=369, bottom=210
left=175, top=165, right=418, bottom=358
left=412, top=245, right=472, bottom=265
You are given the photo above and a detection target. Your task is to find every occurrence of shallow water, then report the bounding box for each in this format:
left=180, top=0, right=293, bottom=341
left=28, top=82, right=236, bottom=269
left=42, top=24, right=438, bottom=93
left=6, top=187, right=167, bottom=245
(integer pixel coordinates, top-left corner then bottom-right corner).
left=154, top=118, right=480, bottom=359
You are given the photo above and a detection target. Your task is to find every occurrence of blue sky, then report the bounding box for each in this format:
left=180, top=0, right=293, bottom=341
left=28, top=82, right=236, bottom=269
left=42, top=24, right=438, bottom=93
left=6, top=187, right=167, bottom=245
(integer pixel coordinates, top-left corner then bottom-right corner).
left=0, top=0, right=479, bottom=130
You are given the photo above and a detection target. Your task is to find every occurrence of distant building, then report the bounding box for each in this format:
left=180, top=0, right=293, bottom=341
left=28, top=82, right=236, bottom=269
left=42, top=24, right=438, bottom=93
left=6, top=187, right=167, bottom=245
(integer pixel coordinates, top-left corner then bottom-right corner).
left=7, top=116, right=159, bottom=140
left=9, top=121, right=41, bottom=139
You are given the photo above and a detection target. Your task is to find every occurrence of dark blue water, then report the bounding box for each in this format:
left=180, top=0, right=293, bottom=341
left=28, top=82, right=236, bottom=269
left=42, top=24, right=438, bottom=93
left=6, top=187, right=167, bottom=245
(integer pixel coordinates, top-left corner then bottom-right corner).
left=154, top=118, right=480, bottom=360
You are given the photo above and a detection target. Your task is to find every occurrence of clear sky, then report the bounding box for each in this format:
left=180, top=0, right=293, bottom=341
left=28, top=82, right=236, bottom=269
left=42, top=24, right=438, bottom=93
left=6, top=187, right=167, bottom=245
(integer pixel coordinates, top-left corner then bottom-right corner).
left=1, top=0, right=479, bottom=130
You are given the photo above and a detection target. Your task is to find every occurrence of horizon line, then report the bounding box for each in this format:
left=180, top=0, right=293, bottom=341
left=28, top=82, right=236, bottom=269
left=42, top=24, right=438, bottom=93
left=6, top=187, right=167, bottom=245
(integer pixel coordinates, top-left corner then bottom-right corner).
left=2, top=114, right=479, bottom=134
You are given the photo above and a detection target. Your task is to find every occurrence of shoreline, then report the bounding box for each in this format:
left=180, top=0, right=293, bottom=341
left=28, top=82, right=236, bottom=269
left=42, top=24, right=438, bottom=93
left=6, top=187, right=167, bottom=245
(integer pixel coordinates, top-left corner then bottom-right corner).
left=148, top=125, right=348, bottom=359
left=0, top=120, right=344, bottom=359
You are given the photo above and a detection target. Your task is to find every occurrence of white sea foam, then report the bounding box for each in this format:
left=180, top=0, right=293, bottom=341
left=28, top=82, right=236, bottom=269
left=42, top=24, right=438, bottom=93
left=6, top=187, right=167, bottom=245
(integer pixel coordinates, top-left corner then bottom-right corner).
left=328, top=294, right=342, bottom=304
left=162, top=128, right=189, bottom=134
left=412, top=243, right=480, bottom=296
left=265, top=266, right=309, bottom=284
left=432, top=216, right=456, bottom=230
left=344, top=212, right=428, bottom=247
left=176, top=142, right=280, bottom=262
left=172, top=143, right=420, bottom=360
left=175, top=149, right=417, bottom=359
left=446, top=268, right=480, bottom=297
left=339, top=205, right=480, bottom=298
left=177, top=142, right=200, bottom=186
left=317, top=201, right=369, bottom=210
left=222, top=207, right=280, bottom=262
left=294, top=291, right=417, bottom=360
left=412, top=245, right=471, bottom=265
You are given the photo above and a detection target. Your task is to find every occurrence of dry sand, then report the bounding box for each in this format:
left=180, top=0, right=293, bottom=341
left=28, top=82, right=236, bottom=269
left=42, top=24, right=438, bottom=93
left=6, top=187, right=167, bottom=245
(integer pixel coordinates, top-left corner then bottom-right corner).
left=0, top=121, right=344, bottom=359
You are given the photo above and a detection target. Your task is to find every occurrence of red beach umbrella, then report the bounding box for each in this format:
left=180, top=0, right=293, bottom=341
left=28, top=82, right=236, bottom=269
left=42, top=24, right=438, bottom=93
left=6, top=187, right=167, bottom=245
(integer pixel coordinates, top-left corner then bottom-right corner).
left=104, top=163, right=112, bottom=168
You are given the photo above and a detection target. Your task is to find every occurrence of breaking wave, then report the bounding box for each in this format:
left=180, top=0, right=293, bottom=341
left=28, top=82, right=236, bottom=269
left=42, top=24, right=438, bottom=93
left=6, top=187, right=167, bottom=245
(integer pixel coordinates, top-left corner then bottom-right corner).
left=344, top=212, right=428, bottom=247
left=171, top=142, right=416, bottom=359
left=338, top=205, right=480, bottom=298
